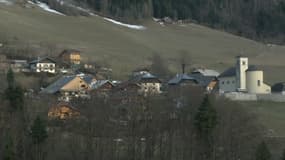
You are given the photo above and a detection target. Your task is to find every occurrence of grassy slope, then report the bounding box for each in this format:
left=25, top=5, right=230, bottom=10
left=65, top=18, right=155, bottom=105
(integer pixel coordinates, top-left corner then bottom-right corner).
left=240, top=101, right=285, bottom=159
left=1, top=5, right=285, bottom=81
left=241, top=101, right=285, bottom=137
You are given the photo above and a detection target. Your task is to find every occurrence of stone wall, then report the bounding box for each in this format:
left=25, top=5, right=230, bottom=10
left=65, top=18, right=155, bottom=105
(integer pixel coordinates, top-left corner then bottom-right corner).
left=223, top=92, right=285, bottom=102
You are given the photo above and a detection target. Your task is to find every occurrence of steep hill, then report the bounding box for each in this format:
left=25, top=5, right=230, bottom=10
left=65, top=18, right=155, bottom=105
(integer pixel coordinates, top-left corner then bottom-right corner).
left=1, top=4, right=285, bottom=82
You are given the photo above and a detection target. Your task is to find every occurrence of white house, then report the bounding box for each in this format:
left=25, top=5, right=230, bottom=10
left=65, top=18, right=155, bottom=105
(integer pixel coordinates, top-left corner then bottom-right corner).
left=137, top=73, right=162, bottom=95
left=219, top=56, right=271, bottom=94
left=29, top=57, right=56, bottom=74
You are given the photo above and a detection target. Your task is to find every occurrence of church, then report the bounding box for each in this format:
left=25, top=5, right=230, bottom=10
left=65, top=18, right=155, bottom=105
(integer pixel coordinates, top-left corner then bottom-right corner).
left=218, top=56, right=271, bottom=94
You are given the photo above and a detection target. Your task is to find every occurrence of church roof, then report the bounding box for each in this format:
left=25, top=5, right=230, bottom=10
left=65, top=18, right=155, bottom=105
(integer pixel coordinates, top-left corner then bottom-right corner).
left=219, top=67, right=236, bottom=78
left=246, top=65, right=262, bottom=72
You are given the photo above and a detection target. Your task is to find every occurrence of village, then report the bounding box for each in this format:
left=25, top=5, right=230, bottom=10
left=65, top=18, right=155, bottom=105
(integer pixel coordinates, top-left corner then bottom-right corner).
left=1, top=49, right=285, bottom=120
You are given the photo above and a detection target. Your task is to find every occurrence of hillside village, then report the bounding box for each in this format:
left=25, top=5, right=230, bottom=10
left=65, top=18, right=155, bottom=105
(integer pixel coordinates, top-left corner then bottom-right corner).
left=2, top=1, right=285, bottom=160
left=1, top=49, right=285, bottom=120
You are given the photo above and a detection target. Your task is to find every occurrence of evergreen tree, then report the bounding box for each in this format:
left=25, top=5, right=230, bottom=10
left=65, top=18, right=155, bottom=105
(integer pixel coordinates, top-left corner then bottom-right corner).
left=255, top=141, right=271, bottom=160
left=194, top=95, right=218, bottom=137
left=4, top=68, right=24, bottom=111
left=30, top=116, right=48, bottom=145
left=7, top=68, right=15, bottom=88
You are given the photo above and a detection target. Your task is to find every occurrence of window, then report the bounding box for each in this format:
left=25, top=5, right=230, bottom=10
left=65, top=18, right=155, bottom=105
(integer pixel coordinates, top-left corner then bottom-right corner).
left=222, top=81, right=224, bottom=84
left=227, top=81, right=230, bottom=84
left=257, top=80, right=261, bottom=87
left=242, top=61, right=246, bottom=65
left=232, top=80, right=235, bottom=84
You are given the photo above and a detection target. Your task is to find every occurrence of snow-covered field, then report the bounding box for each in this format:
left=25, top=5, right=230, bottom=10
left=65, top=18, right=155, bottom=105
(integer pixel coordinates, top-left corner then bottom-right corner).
left=103, top=18, right=146, bottom=30
left=27, top=0, right=146, bottom=30
left=28, top=0, right=65, bottom=16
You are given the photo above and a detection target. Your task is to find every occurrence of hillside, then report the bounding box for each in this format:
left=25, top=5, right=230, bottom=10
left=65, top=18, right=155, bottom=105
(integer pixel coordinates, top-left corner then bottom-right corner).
left=41, top=0, right=285, bottom=44
left=1, top=4, right=285, bottom=82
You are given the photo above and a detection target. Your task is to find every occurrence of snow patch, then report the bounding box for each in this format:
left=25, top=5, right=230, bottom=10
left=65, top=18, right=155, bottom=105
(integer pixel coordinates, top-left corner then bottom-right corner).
left=29, top=0, right=65, bottom=16
left=103, top=18, right=146, bottom=30
left=0, top=0, right=13, bottom=5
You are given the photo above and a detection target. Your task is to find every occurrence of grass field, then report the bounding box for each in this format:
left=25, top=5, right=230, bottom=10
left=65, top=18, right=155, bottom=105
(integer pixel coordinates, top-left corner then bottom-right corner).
left=241, top=101, right=285, bottom=137
left=1, top=5, right=285, bottom=81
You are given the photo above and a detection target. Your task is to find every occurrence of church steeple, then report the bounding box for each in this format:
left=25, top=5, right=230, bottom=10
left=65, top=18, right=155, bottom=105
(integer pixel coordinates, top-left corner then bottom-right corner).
left=236, top=56, right=248, bottom=92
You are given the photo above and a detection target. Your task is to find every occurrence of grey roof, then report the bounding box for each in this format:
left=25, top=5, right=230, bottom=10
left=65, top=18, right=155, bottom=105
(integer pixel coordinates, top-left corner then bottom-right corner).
left=131, top=73, right=161, bottom=83
left=246, top=65, right=262, bottom=72
left=219, top=67, right=236, bottom=78
left=29, top=57, right=56, bottom=64
left=168, top=74, right=197, bottom=85
left=141, top=73, right=157, bottom=79
left=192, top=69, right=220, bottom=77
left=91, top=80, right=114, bottom=89
left=41, top=76, right=75, bottom=94
left=82, top=75, right=94, bottom=84
left=42, top=74, right=94, bottom=94
left=189, top=74, right=216, bottom=87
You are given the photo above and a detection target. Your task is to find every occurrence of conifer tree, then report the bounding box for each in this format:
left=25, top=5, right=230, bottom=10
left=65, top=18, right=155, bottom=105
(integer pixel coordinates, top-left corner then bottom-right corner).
left=30, top=116, right=48, bottom=145
left=7, top=68, right=15, bottom=88
left=194, top=95, right=218, bottom=138
left=4, top=68, right=24, bottom=110
left=255, top=141, right=271, bottom=160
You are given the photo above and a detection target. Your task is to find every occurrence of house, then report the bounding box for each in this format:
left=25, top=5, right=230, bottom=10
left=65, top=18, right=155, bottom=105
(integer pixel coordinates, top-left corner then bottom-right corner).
left=10, top=60, right=28, bottom=72
left=29, top=57, right=56, bottom=74
left=113, top=82, right=141, bottom=94
left=115, top=72, right=162, bottom=96
left=59, top=49, right=81, bottom=65
left=91, top=80, right=115, bottom=91
left=131, top=73, right=162, bottom=95
left=42, top=74, right=97, bottom=101
left=218, top=56, right=271, bottom=94
left=48, top=102, right=80, bottom=120
left=271, top=82, right=285, bottom=94
left=168, top=74, right=198, bottom=86
left=191, top=69, right=220, bottom=77
left=190, top=69, right=219, bottom=92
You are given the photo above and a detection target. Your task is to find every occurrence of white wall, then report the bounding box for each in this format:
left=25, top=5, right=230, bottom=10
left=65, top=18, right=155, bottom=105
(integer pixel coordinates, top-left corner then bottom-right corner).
left=246, top=71, right=271, bottom=94
left=36, top=63, right=56, bottom=73
left=139, top=82, right=161, bottom=95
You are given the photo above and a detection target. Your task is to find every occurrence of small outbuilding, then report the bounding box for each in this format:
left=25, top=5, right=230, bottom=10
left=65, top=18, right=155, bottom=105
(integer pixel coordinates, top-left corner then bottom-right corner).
left=271, top=82, right=285, bottom=94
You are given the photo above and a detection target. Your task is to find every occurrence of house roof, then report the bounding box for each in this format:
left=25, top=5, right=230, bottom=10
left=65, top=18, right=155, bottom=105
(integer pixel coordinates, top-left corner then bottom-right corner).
left=91, top=80, right=114, bottom=89
left=192, top=69, right=220, bottom=77
left=42, top=76, right=75, bottom=94
left=189, top=74, right=217, bottom=87
left=246, top=65, right=262, bottom=72
left=131, top=73, right=161, bottom=83
left=219, top=67, right=236, bottom=78
left=168, top=74, right=197, bottom=85
left=59, top=49, right=80, bottom=57
left=29, top=57, right=56, bottom=64
left=42, top=74, right=94, bottom=94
